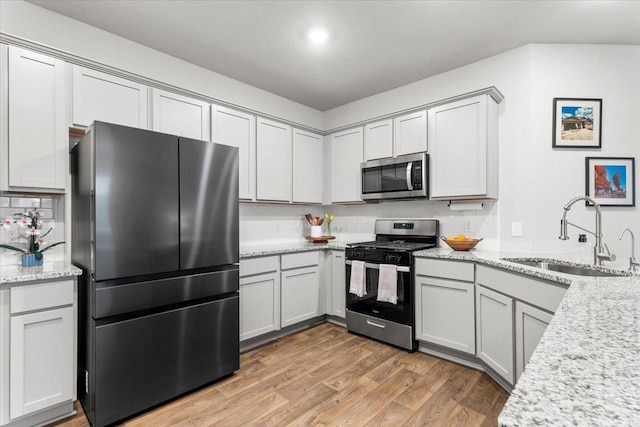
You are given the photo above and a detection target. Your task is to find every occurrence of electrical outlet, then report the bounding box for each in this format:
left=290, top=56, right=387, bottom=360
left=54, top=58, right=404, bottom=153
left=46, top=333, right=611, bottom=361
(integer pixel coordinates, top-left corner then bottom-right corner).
left=464, top=220, right=472, bottom=233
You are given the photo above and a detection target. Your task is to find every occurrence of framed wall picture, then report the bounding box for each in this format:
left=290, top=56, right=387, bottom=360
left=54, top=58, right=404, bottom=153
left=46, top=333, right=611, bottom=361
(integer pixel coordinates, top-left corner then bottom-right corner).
left=585, top=157, right=635, bottom=207
left=553, top=98, right=602, bottom=148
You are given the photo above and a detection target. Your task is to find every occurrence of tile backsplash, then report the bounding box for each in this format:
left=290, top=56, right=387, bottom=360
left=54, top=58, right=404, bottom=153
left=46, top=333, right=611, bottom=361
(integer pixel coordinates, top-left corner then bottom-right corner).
left=0, top=195, right=65, bottom=266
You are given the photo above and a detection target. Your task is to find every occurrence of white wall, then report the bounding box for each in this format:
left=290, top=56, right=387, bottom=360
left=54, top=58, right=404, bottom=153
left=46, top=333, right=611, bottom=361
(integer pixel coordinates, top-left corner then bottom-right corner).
left=0, top=0, right=324, bottom=131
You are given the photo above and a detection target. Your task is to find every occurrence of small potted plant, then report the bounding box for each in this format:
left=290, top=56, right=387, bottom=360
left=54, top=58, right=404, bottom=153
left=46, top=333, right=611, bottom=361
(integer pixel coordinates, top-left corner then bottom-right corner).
left=1, top=208, right=65, bottom=267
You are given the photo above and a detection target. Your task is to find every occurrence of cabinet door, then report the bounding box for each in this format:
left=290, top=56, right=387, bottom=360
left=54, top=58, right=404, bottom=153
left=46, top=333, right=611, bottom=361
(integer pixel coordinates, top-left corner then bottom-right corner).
left=292, top=129, right=323, bottom=203
left=211, top=105, right=256, bottom=200
left=239, top=272, right=280, bottom=340
left=476, top=285, right=514, bottom=385
left=151, top=89, right=210, bottom=140
left=394, top=110, right=427, bottom=156
left=73, top=65, right=148, bottom=129
left=330, top=127, right=363, bottom=203
left=515, top=301, right=553, bottom=383
left=364, top=119, right=393, bottom=160
left=415, top=275, right=475, bottom=354
left=6, top=46, right=66, bottom=191
left=10, top=307, right=73, bottom=419
left=429, top=95, right=487, bottom=198
left=281, top=266, right=320, bottom=328
left=330, top=251, right=346, bottom=318
left=256, top=117, right=291, bottom=202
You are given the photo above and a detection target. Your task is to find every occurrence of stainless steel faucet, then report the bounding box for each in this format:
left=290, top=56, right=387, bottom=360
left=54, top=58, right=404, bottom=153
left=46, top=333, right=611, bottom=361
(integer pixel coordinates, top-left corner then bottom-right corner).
left=618, top=228, right=640, bottom=273
left=559, top=195, right=616, bottom=266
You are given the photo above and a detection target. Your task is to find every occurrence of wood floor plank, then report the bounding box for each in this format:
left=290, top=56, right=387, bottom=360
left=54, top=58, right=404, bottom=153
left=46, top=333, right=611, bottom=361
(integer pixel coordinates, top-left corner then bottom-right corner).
left=53, top=323, right=509, bottom=427
left=323, top=368, right=421, bottom=425
left=277, top=343, right=373, bottom=401
left=321, top=343, right=397, bottom=391
left=362, top=400, right=417, bottom=427
left=445, top=405, right=488, bottom=427
left=459, top=372, right=510, bottom=416
left=251, top=383, right=336, bottom=426
left=397, top=350, right=441, bottom=375
left=285, top=376, right=380, bottom=426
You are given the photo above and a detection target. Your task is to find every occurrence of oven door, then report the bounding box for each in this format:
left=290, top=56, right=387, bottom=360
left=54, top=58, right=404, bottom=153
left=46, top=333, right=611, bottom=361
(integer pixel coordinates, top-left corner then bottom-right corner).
left=345, top=260, right=412, bottom=325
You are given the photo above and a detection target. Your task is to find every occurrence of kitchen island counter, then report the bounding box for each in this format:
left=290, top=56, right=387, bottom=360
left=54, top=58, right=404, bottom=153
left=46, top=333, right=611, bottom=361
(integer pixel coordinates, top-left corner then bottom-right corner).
left=413, top=247, right=640, bottom=426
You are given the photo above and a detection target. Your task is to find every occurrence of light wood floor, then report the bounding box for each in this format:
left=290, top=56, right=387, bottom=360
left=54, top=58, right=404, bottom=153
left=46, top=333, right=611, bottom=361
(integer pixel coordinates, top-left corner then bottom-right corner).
left=53, top=322, right=508, bottom=426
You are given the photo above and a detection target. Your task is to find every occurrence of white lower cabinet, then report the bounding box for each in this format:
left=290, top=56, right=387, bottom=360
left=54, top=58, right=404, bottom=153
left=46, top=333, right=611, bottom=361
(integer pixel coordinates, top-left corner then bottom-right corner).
left=475, top=285, right=514, bottom=385
left=239, top=256, right=280, bottom=341
left=414, top=258, right=475, bottom=354
left=10, top=307, right=73, bottom=419
left=515, top=301, right=553, bottom=382
left=416, top=276, right=475, bottom=354
left=1, top=279, right=76, bottom=426
left=329, top=250, right=346, bottom=318
left=281, top=252, right=320, bottom=328
left=239, top=252, right=321, bottom=341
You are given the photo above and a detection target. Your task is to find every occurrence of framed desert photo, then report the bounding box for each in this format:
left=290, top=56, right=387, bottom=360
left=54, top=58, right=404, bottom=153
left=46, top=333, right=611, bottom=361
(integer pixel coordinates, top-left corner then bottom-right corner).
left=585, top=157, right=635, bottom=207
left=553, top=98, right=602, bottom=148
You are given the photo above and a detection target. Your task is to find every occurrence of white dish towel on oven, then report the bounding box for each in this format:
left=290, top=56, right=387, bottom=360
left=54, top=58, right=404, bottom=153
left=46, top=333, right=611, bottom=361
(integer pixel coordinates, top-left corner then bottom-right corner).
left=349, top=260, right=366, bottom=297
left=377, top=264, right=398, bottom=304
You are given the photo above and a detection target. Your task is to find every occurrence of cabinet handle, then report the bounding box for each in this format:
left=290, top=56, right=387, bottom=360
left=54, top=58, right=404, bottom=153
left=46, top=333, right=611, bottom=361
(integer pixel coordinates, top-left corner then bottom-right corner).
left=366, top=319, right=386, bottom=329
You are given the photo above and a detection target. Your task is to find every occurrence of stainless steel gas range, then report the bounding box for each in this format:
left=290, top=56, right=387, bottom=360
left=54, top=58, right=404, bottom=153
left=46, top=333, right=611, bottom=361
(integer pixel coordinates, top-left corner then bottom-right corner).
left=345, top=218, right=439, bottom=351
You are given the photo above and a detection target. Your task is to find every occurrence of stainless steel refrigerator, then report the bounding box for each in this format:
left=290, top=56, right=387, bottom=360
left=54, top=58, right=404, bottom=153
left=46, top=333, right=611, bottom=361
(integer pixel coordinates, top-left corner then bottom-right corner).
left=71, top=121, right=239, bottom=427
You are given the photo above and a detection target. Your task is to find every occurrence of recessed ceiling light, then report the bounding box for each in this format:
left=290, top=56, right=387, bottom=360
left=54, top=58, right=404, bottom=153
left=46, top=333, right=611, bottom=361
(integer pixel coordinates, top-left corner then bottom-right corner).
left=307, top=27, right=329, bottom=45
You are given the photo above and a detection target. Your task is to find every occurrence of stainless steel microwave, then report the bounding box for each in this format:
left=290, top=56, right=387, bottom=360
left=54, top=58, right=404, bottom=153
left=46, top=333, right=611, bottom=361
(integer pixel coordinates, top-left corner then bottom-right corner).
left=361, top=152, right=428, bottom=201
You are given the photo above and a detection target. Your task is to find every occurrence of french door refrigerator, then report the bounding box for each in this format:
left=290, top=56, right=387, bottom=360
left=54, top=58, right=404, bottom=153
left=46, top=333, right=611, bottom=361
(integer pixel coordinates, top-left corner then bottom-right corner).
left=71, top=121, right=239, bottom=427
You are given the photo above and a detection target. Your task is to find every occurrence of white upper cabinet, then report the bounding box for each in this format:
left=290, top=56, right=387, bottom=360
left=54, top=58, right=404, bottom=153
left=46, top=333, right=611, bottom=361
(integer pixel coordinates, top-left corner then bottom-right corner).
left=256, top=117, right=292, bottom=202
left=429, top=94, right=498, bottom=199
left=292, top=129, right=323, bottom=204
left=211, top=105, right=256, bottom=201
left=73, top=65, right=148, bottom=129
left=2, top=46, right=67, bottom=192
left=151, top=89, right=210, bottom=141
left=364, top=119, right=393, bottom=160
left=394, top=109, right=427, bottom=156
left=330, top=127, right=364, bottom=203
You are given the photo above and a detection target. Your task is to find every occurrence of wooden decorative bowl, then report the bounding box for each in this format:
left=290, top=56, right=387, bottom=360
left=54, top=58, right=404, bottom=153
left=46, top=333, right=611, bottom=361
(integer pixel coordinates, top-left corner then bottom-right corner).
left=441, top=237, right=483, bottom=251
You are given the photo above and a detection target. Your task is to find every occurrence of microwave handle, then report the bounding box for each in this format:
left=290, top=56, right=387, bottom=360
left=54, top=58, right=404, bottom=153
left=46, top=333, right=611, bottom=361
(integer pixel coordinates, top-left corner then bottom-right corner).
left=406, top=162, right=414, bottom=191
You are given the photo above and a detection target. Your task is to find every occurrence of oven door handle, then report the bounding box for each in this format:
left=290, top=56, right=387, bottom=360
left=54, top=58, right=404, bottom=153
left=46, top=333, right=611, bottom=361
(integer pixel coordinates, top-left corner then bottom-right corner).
left=345, top=260, right=410, bottom=273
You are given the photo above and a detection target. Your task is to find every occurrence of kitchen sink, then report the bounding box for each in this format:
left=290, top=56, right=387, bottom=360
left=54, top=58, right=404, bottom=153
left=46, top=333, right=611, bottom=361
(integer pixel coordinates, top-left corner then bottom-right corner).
left=501, top=259, right=631, bottom=277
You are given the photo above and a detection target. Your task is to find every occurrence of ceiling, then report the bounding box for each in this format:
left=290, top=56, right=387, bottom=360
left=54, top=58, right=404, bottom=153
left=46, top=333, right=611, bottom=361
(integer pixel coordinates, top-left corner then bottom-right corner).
left=28, top=1, right=640, bottom=111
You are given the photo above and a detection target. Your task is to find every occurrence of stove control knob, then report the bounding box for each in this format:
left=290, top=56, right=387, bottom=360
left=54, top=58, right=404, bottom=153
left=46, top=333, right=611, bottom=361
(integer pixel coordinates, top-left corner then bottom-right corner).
left=385, top=254, right=401, bottom=263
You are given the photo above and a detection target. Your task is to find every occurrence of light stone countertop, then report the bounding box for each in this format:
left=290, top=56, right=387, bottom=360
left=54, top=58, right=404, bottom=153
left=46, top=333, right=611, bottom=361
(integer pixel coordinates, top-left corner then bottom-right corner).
left=0, top=261, right=82, bottom=285
left=240, top=240, right=352, bottom=258
left=413, top=247, right=640, bottom=427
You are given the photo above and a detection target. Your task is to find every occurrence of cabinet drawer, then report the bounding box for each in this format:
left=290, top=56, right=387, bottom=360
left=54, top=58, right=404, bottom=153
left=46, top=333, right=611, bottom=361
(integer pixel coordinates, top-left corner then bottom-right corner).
left=11, top=280, right=74, bottom=314
left=281, top=251, right=319, bottom=270
left=476, top=265, right=568, bottom=313
left=415, top=258, right=475, bottom=282
left=240, top=256, right=279, bottom=277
